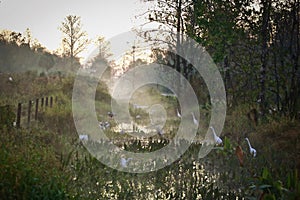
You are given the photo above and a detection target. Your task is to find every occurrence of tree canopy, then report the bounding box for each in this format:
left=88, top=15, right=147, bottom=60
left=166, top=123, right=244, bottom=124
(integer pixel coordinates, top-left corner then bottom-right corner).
left=141, top=0, right=300, bottom=119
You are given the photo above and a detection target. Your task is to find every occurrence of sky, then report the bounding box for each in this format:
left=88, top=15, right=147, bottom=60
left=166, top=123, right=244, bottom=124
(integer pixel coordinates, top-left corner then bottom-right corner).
left=0, top=0, right=154, bottom=60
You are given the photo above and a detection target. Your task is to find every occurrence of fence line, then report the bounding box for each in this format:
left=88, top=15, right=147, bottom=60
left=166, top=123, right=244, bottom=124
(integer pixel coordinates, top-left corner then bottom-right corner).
left=13, top=96, right=57, bottom=128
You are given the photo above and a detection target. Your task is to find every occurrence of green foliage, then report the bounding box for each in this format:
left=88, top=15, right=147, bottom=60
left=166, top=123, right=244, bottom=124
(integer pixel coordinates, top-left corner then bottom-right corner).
left=223, top=136, right=234, bottom=154
left=40, top=92, right=74, bottom=135
left=95, top=80, right=111, bottom=103
left=1, top=5, right=300, bottom=197
left=0, top=104, right=298, bottom=199
left=248, top=168, right=300, bottom=199
left=0, top=105, right=15, bottom=129
left=0, top=128, right=68, bottom=199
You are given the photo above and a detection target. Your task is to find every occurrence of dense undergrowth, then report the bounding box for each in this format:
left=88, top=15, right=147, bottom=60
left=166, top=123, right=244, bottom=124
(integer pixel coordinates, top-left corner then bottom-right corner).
left=1, top=119, right=299, bottom=199
left=0, top=75, right=299, bottom=199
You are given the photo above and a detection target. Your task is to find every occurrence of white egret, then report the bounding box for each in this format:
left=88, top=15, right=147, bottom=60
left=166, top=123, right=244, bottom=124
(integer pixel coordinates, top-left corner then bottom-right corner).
left=156, top=127, right=164, bottom=136
left=99, top=121, right=106, bottom=130
left=107, top=111, right=114, bottom=118
left=104, top=121, right=110, bottom=128
left=245, top=137, right=257, bottom=157
left=79, top=134, right=88, bottom=141
left=191, top=112, right=198, bottom=126
left=210, top=126, right=222, bottom=145
left=177, top=109, right=181, bottom=118
left=99, top=121, right=110, bottom=130
left=120, top=157, right=132, bottom=168
left=133, top=104, right=149, bottom=109
left=8, top=76, right=13, bottom=82
left=136, top=115, right=141, bottom=119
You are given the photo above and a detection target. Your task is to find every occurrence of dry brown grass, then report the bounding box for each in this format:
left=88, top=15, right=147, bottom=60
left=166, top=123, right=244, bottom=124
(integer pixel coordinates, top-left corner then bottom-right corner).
left=251, top=118, right=300, bottom=171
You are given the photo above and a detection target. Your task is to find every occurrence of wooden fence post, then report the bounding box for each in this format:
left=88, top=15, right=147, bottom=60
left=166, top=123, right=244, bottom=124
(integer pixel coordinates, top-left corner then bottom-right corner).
left=14, top=96, right=58, bottom=128
left=27, top=100, right=32, bottom=128
left=35, top=99, right=39, bottom=120
left=16, top=103, right=21, bottom=128
left=50, top=96, right=53, bottom=108
left=41, top=97, right=44, bottom=110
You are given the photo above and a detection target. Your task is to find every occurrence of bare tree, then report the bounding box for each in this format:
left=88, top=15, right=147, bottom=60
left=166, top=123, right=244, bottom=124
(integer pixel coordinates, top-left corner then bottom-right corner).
left=59, top=15, right=89, bottom=59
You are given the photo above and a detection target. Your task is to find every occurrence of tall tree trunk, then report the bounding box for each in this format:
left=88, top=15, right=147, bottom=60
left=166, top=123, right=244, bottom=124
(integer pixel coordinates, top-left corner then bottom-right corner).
left=289, top=1, right=299, bottom=117
left=188, top=0, right=196, bottom=83
left=259, top=0, right=271, bottom=117
left=175, top=0, right=184, bottom=93
left=176, top=0, right=182, bottom=73
left=224, top=55, right=234, bottom=106
left=273, top=52, right=281, bottom=112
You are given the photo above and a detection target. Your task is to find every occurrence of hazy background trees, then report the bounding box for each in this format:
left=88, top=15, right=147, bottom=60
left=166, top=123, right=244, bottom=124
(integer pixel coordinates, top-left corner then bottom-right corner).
left=0, top=29, right=52, bottom=74
left=0, top=1, right=299, bottom=119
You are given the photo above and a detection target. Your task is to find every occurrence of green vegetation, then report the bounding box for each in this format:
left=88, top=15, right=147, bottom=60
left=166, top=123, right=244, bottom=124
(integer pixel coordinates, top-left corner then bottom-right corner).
left=0, top=73, right=299, bottom=199
left=0, top=128, right=68, bottom=199
left=1, top=0, right=300, bottom=199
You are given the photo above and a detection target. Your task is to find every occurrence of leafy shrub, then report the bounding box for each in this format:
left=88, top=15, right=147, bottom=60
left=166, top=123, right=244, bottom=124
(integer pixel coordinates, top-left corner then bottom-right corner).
left=0, top=105, right=15, bottom=129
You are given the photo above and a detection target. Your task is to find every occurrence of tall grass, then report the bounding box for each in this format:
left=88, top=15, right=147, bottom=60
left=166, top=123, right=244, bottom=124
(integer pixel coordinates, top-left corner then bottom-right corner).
left=1, top=73, right=299, bottom=199
left=0, top=127, right=68, bottom=199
